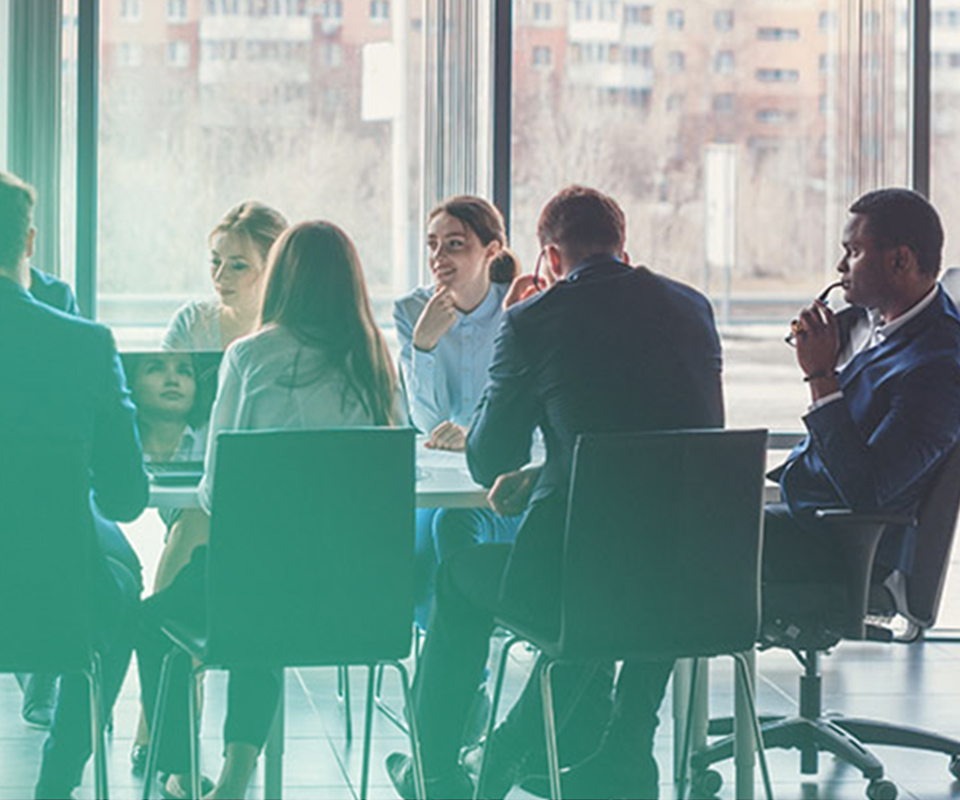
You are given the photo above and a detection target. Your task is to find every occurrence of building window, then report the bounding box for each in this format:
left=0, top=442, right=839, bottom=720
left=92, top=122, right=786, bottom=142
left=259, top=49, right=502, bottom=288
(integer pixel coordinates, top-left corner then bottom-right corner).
left=120, top=0, right=142, bottom=21
left=667, top=50, right=685, bottom=72
left=756, top=68, right=800, bottom=82
left=370, top=1, right=389, bottom=20
left=167, top=40, right=190, bottom=67
left=666, top=9, right=685, bottom=31
left=756, top=108, right=796, bottom=125
left=167, top=0, right=188, bottom=21
left=532, top=46, right=552, bottom=67
left=625, top=45, right=652, bottom=67
left=573, top=0, right=594, bottom=21
left=819, top=11, right=837, bottom=32
left=117, top=42, right=143, bottom=66
left=758, top=27, right=800, bottom=41
left=666, top=92, right=684, bottom=112
left=625, top=4, right=653, bottom=25
left=627, top=87, right=651, bottom=108
left=713, top=93, right=734, bottom=113
left=533, top=2, right=552, bottom=21
left=323, top=42, right=343, bottom=67
left=321, top=0, right=343, bottom=19
left=714, top=10, right=734, bottom=31
left=713, top=50, right=734, bottom=74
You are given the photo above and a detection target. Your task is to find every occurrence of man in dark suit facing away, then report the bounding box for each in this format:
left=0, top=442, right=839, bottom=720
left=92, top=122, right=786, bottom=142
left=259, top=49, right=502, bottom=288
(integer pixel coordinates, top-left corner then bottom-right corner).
left=0, top=170, right=149, bottom=799
left=388, top=185, right=725, bottom=799
left=766, top=188, right=960, bottom=614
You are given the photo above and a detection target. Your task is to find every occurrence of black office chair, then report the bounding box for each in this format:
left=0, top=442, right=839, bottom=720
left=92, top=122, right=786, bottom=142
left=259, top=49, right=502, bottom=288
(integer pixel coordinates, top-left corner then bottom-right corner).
left=0, top=439, right=109, bottom=799
left=142, top=428, right=425, bottom=800
left=474, top=429, right=774, bottom=800
left=691, top=442, right=960, bottom=800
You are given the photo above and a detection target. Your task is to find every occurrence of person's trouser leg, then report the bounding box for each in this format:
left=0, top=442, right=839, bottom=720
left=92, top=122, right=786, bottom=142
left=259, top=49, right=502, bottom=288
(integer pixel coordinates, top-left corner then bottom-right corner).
left=137, top=546, right=208, bottom=776
left=414, top=508, right=440, bottom=630
left=223, top=668, right=282, bottom=751
left=36, top=526, right=143, bottom=798
left=432, top=508, right=521, bottom=565
left=413, top=544, right=510, bottom=777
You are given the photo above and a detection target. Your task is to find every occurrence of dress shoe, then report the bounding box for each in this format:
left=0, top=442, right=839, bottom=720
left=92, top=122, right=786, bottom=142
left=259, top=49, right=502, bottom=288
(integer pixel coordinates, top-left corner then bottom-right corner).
left=130, top=744, right=149, bottom=777
left=462, top=734, right=541, bottom=800
left=21, top=674, right=58, bottom=730
left=386, top=752, right=474, bottom=800
left=159, top=772, right=215, bottom=800
left=520, top=747, right=660, bottom=800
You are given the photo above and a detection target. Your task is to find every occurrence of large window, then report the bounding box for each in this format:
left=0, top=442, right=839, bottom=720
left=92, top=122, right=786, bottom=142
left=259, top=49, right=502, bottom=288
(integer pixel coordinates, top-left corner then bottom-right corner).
left=511, top=0, right=908, bottom=435
left=94, top=0, right=421, bottom=348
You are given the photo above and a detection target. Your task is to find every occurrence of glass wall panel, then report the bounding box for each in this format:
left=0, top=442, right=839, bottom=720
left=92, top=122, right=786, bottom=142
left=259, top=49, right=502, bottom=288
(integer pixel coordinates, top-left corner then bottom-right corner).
left=511, top=0, right=909, bottom=433
left=94, top=0, right=422, bottom=348
left=926, top=0, right=960, bottom=634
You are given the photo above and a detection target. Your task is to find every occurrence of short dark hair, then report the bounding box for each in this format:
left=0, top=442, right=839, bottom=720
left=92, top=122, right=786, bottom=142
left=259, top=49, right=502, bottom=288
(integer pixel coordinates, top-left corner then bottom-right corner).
left=537, top=185, right=626, bottom=264
left=849, top=188, right=944, bottom=277
left=0, top=171, right=37, bottom=272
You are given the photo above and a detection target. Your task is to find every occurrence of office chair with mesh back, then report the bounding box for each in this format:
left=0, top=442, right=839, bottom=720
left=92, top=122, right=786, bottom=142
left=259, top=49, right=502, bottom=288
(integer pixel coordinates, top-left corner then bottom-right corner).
left=691, top=442, right=960, bottom=800
left=143, top=428, right=425, bottom=800
left=474, top=429, right=774, bottom=800
left=0, top=439, right=109, bottom=799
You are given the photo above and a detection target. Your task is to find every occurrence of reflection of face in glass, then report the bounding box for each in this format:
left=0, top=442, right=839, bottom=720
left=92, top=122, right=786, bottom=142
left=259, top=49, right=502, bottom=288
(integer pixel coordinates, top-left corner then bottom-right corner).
left=131, top=354, right=197, bottom=423
left=209, top=230, right=266, bottom=310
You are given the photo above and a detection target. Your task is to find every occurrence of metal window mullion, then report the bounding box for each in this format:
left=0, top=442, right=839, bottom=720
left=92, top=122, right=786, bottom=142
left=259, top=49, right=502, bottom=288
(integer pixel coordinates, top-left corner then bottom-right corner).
left=7, top=0, right=63, bottom=283
left=76, top=0, right=98, bottom=319
left=911, top=0, right=931, bottom=197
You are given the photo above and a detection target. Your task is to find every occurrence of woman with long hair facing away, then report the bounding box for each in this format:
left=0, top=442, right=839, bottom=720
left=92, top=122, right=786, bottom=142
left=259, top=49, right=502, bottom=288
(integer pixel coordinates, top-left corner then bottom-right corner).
left=138, top=221, right=400, bottom=800
left=162, top=200, right=288, bottom=350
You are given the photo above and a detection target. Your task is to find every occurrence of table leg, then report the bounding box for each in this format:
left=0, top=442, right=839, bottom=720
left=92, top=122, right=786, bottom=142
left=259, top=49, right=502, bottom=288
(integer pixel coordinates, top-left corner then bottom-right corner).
left=733, top=648, right=757, bottom=800
left=672, top=657, right=708, bottom=787
left=265, top=687, right=285, bottom=800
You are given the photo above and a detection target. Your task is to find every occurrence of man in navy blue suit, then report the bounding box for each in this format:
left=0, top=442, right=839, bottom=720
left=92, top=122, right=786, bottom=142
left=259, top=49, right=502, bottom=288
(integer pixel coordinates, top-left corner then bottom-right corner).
left=766, top=188, right=960, bottom=601
left=14, top=266, right=82, bottom=730
left=0, top=170, right=148, bottom=798
left=388, top=186, right=725, bottom=799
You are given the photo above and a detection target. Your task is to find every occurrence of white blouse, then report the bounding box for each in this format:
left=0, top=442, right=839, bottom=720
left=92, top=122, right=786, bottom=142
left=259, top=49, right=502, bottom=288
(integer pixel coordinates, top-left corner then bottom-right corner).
left=198, top=324, right=390, bottom=511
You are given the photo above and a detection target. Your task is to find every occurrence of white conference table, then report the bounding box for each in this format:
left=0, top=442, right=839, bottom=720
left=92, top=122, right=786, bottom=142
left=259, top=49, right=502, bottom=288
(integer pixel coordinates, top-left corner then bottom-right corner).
left=149, top=437, right=778, bottom=799
left=148, top=437, right=494, bottom=511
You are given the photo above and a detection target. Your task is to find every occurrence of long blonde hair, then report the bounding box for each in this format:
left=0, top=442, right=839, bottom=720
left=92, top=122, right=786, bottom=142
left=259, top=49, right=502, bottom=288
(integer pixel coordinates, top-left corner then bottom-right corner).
left=260, top=221, right=399, bottom=425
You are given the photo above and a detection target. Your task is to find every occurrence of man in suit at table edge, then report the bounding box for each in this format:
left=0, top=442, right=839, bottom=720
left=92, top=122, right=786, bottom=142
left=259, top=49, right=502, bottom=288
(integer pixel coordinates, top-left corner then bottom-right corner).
left=765, top=188, right=960, bottom=622
left=387, top=185, right=726, bottom=799
left=0, top=169, right=149, bottom=799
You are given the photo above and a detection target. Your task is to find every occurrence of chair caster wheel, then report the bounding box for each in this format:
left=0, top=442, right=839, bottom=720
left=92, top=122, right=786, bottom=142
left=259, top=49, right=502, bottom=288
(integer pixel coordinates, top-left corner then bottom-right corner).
left=866, top=778, right=897, bottom=800
left=950, top=753, right=960, bottom=779
left=690, top=768, right=723, bottom=797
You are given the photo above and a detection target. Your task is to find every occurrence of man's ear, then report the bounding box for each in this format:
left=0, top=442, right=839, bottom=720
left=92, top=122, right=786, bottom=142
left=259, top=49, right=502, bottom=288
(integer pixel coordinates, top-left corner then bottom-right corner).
left=547, top=244, right=563, bottom=278
left=25, top=227, right=35, bottom=260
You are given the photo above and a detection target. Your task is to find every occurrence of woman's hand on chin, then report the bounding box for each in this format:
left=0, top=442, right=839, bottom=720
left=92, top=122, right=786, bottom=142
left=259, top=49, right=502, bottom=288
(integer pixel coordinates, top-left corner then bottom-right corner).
left=412, top=285, right=458, bottom=351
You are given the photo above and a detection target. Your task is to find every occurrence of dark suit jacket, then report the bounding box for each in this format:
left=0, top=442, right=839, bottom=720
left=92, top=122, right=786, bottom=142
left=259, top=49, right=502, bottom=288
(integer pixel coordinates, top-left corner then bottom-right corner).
left=29, top=267, right=81, bottom=316
left=0, top=275, right=148, bottom=525
left=777, top=286, right=960, bottom=573
left=467, top=256, right=725, bottom=627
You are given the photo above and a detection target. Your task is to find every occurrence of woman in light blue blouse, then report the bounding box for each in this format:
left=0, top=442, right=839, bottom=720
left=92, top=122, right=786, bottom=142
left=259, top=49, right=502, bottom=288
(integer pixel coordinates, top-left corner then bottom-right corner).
left=393, top=196, right=523, bottom=635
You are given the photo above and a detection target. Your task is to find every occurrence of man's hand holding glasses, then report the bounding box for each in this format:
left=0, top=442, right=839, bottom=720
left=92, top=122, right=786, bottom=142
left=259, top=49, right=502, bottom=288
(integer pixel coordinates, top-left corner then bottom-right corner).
left=503, top=248, right=555, bottom=309
left=787, top=281, right=843, bottom=397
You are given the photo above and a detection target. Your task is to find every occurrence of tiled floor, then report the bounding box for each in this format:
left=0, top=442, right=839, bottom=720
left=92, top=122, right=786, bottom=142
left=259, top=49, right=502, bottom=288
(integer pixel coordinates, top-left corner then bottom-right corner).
left=3, top=630, right=960, bottom=798
left=3, top=516, right=960, bottom=799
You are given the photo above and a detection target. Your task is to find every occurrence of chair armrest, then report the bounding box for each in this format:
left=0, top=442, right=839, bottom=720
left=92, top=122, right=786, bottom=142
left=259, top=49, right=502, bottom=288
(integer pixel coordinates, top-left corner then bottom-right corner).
left=813, top=508, right=915, bottom=527
left=808, top=508, right=914, bottom=640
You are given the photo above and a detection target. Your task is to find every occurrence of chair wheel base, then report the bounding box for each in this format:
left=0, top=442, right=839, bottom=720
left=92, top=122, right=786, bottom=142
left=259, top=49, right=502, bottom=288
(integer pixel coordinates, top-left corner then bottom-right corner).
left=866, top=778, right=897, bottom=800
left=690, top=768, right=723, bottom=797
